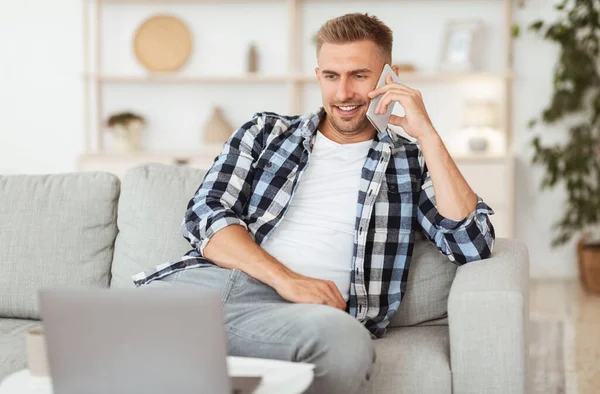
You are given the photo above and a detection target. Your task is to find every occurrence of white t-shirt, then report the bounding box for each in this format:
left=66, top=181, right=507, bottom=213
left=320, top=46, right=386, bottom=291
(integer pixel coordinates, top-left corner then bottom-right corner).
left=260, top=130, right=372, bottom=301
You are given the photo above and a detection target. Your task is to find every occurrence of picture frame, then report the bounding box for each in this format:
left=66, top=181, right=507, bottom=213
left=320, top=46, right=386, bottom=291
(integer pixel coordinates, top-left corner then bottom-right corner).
left=439, top=20, right=485, bottom=72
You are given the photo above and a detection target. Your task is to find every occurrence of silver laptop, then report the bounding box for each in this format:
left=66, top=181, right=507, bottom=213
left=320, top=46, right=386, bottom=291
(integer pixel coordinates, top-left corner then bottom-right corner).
left=39, top=287, right=261, bottom=394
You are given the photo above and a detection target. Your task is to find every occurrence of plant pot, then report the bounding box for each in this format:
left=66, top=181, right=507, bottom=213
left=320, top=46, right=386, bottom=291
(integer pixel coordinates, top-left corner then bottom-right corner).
left=577, top=239, right=600, bottom=293
left=109, top=121, right=143, bottom=152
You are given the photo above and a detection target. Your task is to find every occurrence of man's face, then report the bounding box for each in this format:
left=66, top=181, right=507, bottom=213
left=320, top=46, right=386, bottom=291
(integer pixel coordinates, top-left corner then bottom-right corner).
left=315, top=40, right=386, bottom=136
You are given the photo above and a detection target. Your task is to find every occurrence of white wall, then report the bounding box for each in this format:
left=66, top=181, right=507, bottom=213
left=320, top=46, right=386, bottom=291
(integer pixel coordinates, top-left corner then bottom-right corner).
left=0, top=0, right=83, bottom=174
left=0, top=0, right=577, bottom=278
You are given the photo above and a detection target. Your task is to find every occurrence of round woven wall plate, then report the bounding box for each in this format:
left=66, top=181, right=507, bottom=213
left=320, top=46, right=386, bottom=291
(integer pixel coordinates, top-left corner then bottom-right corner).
left=133, top=14, right=192, bottom=72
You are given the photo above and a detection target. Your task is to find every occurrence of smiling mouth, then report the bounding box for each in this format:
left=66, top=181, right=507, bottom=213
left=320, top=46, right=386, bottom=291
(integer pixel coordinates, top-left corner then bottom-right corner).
left=334, top=104, right=363, bottom=117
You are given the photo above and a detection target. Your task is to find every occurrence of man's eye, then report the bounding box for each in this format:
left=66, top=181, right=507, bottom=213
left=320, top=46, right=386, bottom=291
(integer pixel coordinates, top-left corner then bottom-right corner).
left=355, top=75, right=365, bottom=79
left=324, top=75, right=336, bottom=80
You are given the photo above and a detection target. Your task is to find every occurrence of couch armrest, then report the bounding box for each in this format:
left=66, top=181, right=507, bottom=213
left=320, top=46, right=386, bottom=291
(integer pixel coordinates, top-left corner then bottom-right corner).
left=448, top=238, right=529, bottom=394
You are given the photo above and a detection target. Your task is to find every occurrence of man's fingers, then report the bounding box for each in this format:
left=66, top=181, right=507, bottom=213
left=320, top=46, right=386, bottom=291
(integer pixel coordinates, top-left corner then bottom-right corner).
left=324, top=282, right=342, bottom=308
left=333, top=288, right=346, bottom=309
left=368, top=81, right=414, bottom=99
left=376, top=91, right=411, bottom=115
left=317, top=281, right=344, bottom=310
left=326, top=281, right=346, bottom=310
left=322, top=296, right=341, bottom=310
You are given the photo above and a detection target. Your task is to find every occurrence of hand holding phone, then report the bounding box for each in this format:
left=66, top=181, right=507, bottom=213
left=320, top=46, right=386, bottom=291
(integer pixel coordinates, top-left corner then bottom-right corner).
left=366, top=64, right=403, bottom=134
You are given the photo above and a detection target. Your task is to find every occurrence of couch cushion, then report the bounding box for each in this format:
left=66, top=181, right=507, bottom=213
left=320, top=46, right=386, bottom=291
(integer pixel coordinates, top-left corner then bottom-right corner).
left=364, top=326, right=451, bottom=394
left=390, top=236, right=457, bottom=327
left=110, top=164, right=207, bottom=288
left=0, top=318, right=43, bottom=381
left=0, top=172, right=119, bottom=319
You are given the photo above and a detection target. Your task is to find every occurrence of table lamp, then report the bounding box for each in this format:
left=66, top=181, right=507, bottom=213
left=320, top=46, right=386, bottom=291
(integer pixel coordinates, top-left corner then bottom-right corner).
left=462, top=101, right=501, bottom=152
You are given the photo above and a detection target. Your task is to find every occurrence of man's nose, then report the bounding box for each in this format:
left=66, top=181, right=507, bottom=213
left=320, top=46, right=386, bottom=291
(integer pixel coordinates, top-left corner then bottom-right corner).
left=336, top=78, right=353, bottom=102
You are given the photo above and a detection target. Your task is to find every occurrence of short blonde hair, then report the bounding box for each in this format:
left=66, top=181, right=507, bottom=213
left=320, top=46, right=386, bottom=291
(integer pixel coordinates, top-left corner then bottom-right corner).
left=315, top=13, right=393, bottom=64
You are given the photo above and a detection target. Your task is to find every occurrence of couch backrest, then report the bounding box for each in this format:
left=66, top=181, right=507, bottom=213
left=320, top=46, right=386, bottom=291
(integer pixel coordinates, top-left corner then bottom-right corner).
left=0, top=172, right=119, bottom=319
left=110, top=164, right=206, bottom=288
left=390, top=234, right=456, bottom=327
left=113, top=163, right=456, bottom=327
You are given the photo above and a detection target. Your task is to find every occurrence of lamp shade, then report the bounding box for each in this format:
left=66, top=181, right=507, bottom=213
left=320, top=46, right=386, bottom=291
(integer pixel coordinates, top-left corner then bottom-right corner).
left=462, top=101, right=501, bottom=128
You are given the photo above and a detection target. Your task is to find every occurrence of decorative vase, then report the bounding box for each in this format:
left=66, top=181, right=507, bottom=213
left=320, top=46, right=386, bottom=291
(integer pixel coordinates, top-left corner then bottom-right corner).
left=203, top=107, right=234, bottom=145
left=247, top=43, right=258, bottom=73
left=577, top=238, right=600, bottom=293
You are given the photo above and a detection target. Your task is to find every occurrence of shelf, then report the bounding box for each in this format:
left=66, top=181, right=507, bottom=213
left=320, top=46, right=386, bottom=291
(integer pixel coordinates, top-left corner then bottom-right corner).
left=299, top=71, right=513, bottom=83
left=90, top=73, right=292, bottom=84
left=88, top=71, right=513, bottom=85
left=452, top=152, right=509, bottom=163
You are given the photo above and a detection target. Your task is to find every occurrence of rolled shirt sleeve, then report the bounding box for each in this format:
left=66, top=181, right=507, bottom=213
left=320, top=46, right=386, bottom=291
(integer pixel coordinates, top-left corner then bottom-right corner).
left=416, top=166, right=496, bottom=265
left=182, top=114, right=264, bottom=255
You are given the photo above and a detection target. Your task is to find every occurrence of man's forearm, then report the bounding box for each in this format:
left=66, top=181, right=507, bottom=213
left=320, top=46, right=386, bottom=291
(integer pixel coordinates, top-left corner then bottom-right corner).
left=418, top=130, right=478, bottom=221
left=202, top=224, right=292, bottom=289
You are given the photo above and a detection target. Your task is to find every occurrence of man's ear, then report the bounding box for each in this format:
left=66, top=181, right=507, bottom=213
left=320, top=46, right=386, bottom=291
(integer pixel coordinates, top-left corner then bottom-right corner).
left=314, top=67, right=320, bottom=82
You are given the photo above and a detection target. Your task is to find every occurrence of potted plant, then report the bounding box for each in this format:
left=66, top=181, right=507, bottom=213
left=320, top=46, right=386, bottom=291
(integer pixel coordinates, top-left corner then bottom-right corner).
left=106, top=112, right=146, bottom=152
left=514, top=0, right=600, bottom=292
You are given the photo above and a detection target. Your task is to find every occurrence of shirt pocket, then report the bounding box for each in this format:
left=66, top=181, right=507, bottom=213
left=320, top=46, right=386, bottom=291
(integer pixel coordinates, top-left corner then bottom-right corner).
left=255, top=151, right=299, bottom=179
left=374, top=173, right=419, bottom=234
left=248, top=151, right=299, bottom=215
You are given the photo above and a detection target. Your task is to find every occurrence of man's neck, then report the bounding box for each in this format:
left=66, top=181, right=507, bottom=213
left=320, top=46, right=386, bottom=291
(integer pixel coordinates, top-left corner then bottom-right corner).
left=318, top=115, right=376, bottom=145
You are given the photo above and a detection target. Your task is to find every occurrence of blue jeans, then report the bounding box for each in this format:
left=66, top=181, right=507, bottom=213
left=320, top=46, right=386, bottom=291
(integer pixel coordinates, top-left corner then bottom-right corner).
left=146, top=266, right=375, bottom=394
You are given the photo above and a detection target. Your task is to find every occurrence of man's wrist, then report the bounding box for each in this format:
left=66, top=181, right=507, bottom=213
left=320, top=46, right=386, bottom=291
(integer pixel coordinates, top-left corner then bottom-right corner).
left=263, top=258, right=295, bottom=290
left=416, top=126, right=440, bottom=147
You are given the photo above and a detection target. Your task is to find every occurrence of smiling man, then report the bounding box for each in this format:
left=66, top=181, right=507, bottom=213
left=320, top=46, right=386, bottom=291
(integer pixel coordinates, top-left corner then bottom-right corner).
left=134, top=13, right=495, bottom=394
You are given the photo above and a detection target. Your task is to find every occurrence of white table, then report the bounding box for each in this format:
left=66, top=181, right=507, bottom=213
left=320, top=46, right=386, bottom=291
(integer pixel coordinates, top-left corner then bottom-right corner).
left=0, top=356, right=314, bottom=394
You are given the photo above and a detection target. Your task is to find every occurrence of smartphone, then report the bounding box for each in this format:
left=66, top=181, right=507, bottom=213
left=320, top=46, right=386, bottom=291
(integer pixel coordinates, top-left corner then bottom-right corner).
left=366, top=64, right=403, bottom=135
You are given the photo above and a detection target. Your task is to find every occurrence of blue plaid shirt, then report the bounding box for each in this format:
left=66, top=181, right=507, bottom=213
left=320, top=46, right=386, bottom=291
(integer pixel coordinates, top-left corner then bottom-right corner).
left=133, top=108, right=495, bottom=338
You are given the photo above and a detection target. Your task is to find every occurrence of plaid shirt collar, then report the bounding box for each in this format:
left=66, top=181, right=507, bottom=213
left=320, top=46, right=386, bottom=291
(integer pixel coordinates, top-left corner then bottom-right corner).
left=298, top=107, right=396, bottom=150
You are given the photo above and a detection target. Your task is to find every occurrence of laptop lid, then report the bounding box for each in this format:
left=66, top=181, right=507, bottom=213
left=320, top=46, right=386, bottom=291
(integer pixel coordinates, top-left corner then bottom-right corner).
left=39, top=287, right=231, bottom=394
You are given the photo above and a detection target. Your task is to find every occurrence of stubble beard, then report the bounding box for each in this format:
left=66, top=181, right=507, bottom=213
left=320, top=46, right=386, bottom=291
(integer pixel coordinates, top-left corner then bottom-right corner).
left=327, top=106, right=372, bottom=135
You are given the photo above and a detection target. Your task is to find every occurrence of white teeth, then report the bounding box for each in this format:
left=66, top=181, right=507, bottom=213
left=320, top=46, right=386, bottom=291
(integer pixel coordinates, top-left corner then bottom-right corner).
left=338, top=105, right=358, bottom=111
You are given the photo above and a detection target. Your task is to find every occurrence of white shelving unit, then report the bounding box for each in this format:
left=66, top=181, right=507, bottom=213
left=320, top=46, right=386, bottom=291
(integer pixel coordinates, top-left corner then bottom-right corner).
left=79, top=0, right=515, bottom=237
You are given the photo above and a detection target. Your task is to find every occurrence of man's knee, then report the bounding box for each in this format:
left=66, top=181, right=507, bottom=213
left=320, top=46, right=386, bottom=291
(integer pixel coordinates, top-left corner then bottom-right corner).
left=294, top=305, right=375, bottom=394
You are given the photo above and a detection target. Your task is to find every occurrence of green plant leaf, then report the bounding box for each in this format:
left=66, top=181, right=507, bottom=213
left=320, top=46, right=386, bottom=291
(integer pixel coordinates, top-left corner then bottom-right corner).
left=512, top=24, right=521, bottom=38
left=529, top=20, right=544, bottom=32
left=520, top=2, right=599, bottom=248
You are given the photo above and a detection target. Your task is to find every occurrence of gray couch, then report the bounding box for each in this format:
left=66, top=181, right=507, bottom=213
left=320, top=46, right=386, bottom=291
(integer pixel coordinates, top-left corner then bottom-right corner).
left=0, top=163, right=529, bottom=393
